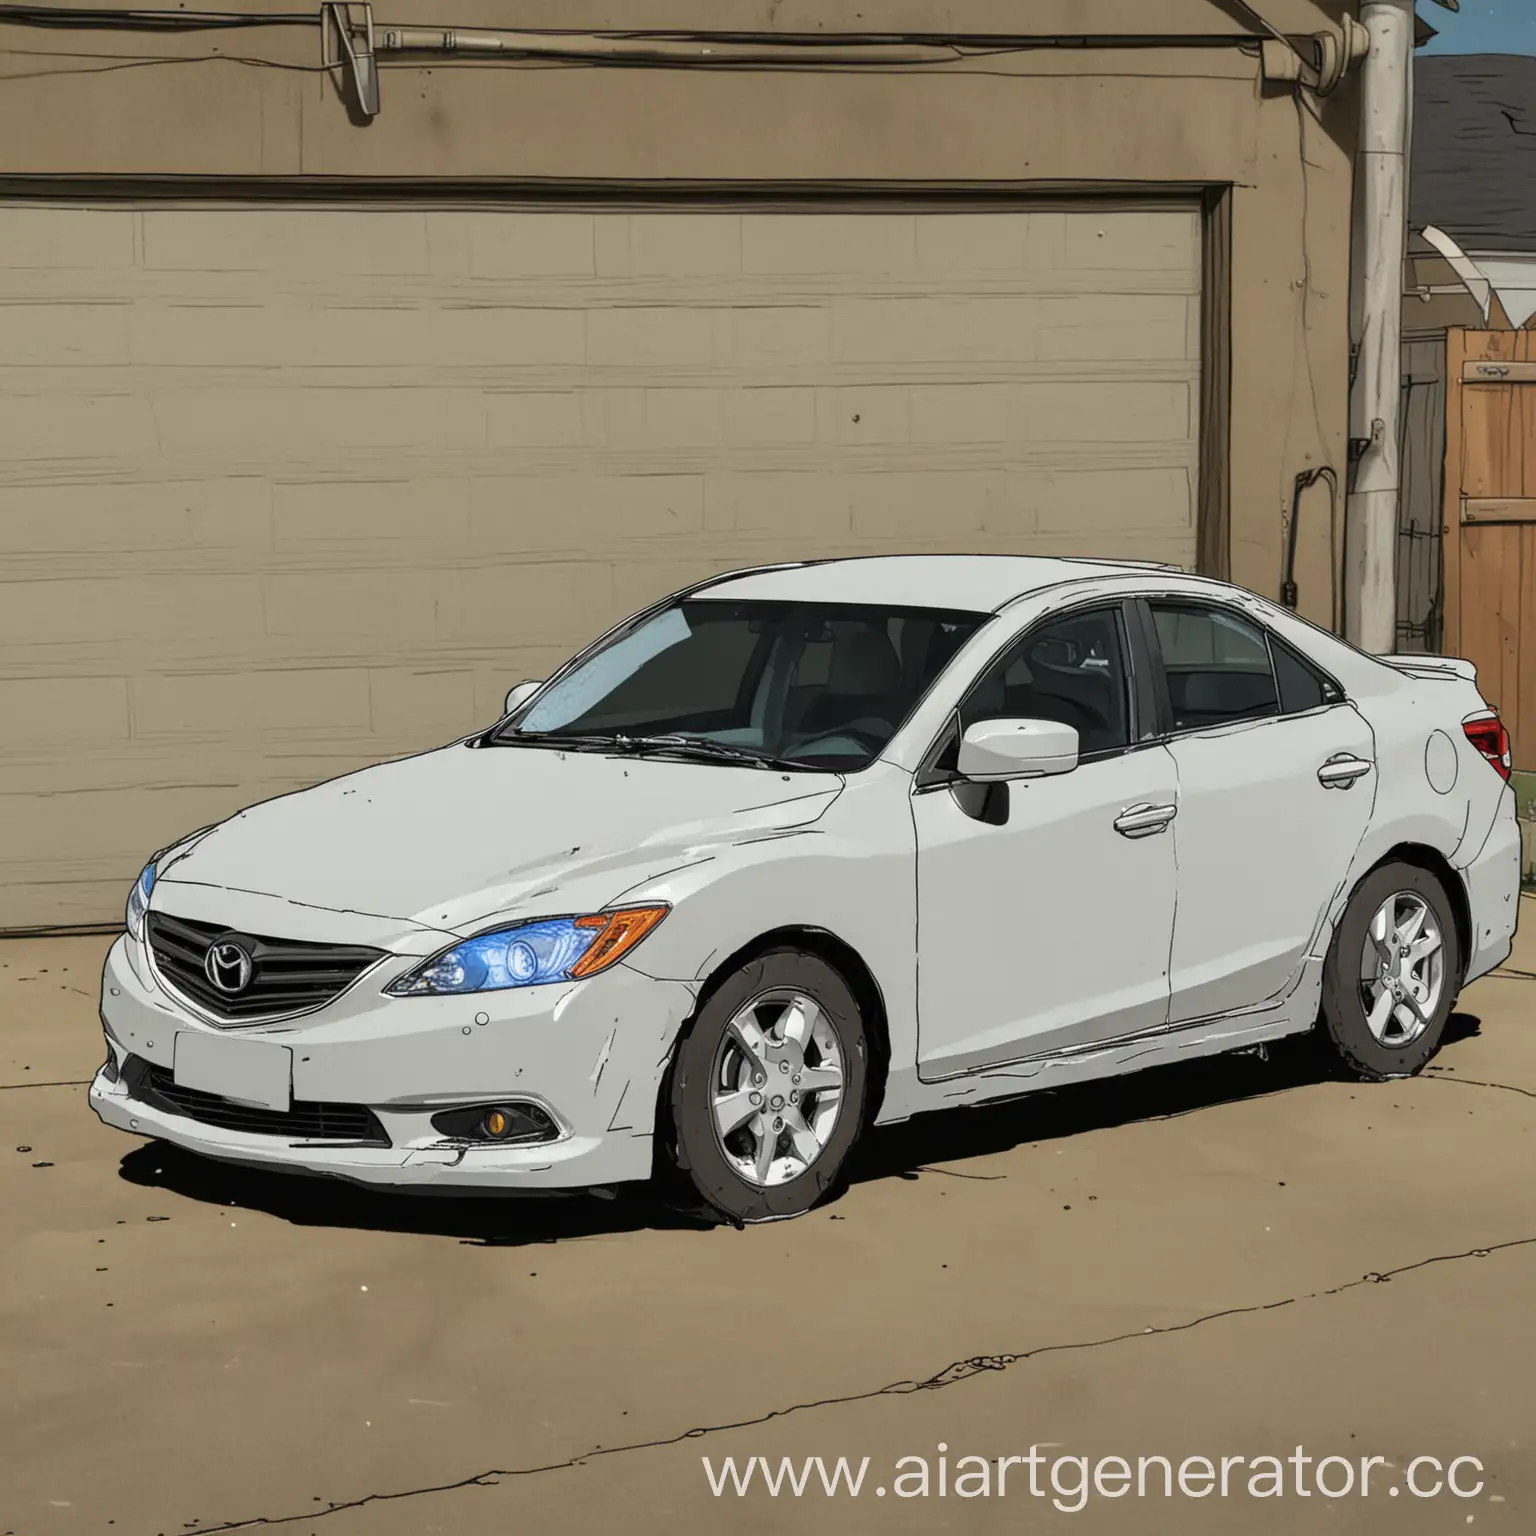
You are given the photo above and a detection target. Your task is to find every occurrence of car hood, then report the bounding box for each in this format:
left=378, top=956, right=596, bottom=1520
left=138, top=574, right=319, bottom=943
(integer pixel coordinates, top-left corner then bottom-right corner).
left=157, top=742, right=843, bottom=938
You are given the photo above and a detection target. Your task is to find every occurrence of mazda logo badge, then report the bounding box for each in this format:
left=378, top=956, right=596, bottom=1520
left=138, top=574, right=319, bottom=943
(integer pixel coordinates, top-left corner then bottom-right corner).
left=204, top=940, right=254, bottom=995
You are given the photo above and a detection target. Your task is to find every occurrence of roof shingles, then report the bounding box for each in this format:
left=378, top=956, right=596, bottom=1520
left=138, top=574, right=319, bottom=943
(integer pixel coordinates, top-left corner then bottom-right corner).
left=1413, top=54, right=1536, bottom=252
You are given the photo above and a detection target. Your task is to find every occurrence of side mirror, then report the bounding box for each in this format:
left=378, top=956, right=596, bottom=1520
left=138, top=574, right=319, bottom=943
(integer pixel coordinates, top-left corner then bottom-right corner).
left=503, top=680, right=542, bottom=716
left=957, top=718, right=1079, bottom=782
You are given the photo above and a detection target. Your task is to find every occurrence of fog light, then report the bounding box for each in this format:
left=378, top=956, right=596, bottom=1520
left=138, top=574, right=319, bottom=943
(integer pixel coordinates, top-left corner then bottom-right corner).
left=477, top=1103, right=553, bottom=1142
left=430, top=1100, right=559, bottom=1145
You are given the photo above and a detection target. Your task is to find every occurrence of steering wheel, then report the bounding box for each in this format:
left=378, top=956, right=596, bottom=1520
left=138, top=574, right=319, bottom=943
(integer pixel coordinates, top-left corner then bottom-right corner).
left=793, top=718, right=891, bottom=756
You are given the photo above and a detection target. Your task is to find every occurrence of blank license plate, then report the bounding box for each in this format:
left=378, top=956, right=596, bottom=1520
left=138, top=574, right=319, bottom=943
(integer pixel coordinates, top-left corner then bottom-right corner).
left=173, top=1031, right=293, bottom=1112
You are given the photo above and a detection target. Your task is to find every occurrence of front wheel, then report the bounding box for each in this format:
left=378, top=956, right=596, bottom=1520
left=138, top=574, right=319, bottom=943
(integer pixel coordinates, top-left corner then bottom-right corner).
left=1318, top=861, right=1462, bottom=1081
left=664, top=949, right=869, bottom=1223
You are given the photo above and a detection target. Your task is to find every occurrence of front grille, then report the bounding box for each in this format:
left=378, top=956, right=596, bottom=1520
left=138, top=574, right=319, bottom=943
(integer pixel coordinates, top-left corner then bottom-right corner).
left=127, top=1058, right=389, bottom=1145
left=145, top=911, right=386, bottom=1021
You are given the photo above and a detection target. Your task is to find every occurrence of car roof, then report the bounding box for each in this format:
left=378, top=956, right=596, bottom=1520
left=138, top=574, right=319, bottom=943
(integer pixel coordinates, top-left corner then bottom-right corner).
left=694, top=554, right=1185, bottom=615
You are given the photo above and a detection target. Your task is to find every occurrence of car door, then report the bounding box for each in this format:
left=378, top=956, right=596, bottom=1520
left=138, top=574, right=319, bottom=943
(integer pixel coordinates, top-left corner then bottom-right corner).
left=913, top=601, right=1180, bottom=1079
left=1143, top=598, right=1377, bottom=1024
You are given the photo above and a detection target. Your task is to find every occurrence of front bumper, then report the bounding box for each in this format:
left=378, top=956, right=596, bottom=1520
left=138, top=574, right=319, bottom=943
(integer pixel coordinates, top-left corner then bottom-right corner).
left=91, top=933, right=697, bottom=1191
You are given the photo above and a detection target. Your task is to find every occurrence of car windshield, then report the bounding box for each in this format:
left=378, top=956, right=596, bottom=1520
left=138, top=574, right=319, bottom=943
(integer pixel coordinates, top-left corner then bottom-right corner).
left=490, top=598, right=991, bottom=771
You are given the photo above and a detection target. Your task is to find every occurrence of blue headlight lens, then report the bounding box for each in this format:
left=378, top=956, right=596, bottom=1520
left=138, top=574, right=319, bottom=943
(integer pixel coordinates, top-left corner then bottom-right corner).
left=125, top=861, right=156, bottom=939
left=387, top=918, right=603, bottom=997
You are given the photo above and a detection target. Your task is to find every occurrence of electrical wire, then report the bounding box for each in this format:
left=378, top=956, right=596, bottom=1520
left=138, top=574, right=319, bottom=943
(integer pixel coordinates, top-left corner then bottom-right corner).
left=1279, top=75, right=1351, bottom=632
left=1211, top=0, right=1296, bottom=50
left=370, top=24, right=1264, bottom=49
left=0, top=45, right=324, bottom=79
left=1282, top=467, right=1341, bottom=631
left=368, top=58, right=1258, bottom=80
left=0, top=5, right=311, bottom=28
left=367, top=34, right=1260, bottom=70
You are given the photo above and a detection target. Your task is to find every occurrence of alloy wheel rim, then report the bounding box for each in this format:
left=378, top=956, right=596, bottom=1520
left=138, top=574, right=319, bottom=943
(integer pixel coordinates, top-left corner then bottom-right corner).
left=1357, top=891, right=1445, bottom=1049
left=710, top=989, right=846, bottom=1188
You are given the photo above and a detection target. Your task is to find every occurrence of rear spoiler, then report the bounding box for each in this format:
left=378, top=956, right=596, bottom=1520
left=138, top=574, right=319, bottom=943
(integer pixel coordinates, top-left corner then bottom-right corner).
left=1383, top=655, right=1478, bottom=684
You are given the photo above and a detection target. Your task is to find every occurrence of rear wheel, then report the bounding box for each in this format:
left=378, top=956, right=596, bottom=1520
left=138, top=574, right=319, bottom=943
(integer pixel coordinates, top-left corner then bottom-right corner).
left=1319, top=862, right=1462, bottom=1080
left=664, top=949, right=869, bottom=1223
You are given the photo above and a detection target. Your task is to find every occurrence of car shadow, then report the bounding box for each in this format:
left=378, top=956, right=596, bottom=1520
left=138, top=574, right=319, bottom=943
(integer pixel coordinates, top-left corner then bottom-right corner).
left=117, top=1012, right=1483, bottom=1248
left=854, top=1008, right=1481, bottom=1183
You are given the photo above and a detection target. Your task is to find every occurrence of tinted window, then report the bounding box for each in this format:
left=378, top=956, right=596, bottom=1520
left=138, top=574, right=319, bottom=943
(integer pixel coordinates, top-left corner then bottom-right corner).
left=1271, top=635, right=1333, bottom=714
left=958, top=606, right=1133, bottom=758
left=545, top=608, right=764, bottom=723
left=502, top=599, right=988, bottom=771
left=1152, top=603, right=1278, bottom=730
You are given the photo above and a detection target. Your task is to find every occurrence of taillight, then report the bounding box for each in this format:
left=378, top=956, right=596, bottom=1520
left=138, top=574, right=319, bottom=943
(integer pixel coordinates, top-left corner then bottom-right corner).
left=1463, top=714, right=1512, bottom=782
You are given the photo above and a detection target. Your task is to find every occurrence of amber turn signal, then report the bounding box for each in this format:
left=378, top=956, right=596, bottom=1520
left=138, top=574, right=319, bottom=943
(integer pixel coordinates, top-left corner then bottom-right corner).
left=569, top=905, right=670, bottom=979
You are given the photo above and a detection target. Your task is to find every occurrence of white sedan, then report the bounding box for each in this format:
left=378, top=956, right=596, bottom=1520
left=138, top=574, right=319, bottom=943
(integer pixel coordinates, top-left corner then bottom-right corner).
left=91, top=555, right=1522, bottom=1222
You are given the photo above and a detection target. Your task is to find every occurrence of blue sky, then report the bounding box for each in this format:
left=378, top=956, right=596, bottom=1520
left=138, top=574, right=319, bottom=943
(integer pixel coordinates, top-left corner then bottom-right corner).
left=1418, top=0, right=1536, bottom=53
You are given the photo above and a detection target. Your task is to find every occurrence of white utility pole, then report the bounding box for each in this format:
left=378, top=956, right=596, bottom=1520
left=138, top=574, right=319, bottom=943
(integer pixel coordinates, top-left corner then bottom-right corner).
left=1346, top=0, right=1416, bottom=654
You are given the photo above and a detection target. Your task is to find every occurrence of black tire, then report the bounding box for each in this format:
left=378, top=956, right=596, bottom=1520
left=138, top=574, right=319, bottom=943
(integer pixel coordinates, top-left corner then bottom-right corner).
left=664, top=948, right=870, bottom=1223
left=1319, top=861, right=1463, bottom=1081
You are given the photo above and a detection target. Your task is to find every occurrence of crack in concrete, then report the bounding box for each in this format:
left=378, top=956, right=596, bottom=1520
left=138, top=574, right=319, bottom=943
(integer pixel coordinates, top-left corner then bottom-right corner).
left=0, top=1077, right=91, bottom=1092
left=913, top=1164, right=1008, bottom=1182
left=178, top=1232, right=1536, bottom=1536
left=1425, top=1067, right=1536, bottom=1101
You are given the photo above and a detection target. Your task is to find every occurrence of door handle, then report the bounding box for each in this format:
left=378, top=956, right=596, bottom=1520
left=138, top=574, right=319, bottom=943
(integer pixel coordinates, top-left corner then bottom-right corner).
left=1317, top=754, right=1373, bottom=789
left=1114, top=802, right=1178, bottom=838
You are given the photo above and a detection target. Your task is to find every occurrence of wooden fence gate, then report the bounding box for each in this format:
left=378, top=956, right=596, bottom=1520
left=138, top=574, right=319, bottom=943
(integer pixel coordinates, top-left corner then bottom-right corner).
left=1442, top=329, right=1536, bottom=772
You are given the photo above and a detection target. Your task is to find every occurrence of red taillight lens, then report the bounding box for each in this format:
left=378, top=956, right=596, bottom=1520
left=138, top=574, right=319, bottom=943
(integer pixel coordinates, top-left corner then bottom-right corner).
left=1463, top=715, right=1512, bottom=782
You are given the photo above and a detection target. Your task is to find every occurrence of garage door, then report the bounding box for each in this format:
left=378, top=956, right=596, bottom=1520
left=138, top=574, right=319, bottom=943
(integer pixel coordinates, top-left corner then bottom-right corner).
left=0, top=200, right=1203, bottom=928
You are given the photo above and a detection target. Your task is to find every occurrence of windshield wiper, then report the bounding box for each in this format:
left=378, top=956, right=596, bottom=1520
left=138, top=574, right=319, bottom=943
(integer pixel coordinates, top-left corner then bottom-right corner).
left=487, top=730, right=631, bottom=752
left=488, top=729, right=803, bottom=769
left=604, top=734, right=806, bottom=771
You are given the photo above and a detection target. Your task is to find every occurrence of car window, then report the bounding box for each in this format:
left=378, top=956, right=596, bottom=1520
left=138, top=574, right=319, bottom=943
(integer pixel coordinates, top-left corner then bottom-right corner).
left=523, top=606, right=765, bottom=731
left=503, top=599, right=988, bottom=771
left=956, top=606, right=1133, bottom=760
left=1151, top=603, right=1279, bottom=730
left=1270, top=633, right=1336, bottom=714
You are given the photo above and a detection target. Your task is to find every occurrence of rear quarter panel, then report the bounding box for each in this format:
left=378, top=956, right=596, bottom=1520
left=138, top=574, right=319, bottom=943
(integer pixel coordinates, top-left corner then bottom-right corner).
left=1252, top=608, right=1505, bottom=872
left=1352, top=676, right=1506, bottom=863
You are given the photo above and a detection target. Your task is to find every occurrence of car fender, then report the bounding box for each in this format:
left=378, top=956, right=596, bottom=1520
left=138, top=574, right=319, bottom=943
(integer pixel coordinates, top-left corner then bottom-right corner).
left=609, top=766, right=919, bottom=1081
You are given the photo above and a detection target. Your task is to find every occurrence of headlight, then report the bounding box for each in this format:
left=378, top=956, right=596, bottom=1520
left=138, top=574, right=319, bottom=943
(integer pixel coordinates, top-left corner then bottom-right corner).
left=385, top=906, right=669, bottom=997
left=125, top=861, right=156, bottom=941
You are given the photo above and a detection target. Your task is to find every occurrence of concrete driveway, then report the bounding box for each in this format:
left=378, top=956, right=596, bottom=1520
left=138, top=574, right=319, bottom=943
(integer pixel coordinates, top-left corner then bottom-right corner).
left=4, top=910, right=1535, bottom=1536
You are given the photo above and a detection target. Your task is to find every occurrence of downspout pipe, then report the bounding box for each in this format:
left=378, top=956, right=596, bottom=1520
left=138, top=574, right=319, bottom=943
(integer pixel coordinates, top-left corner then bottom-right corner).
left=1345, top=0, right=1415, bottom=655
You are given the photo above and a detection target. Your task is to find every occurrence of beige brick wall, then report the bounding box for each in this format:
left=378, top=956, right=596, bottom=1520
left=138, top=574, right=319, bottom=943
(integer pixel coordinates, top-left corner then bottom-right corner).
left=0, top=202, right=1200, bottom=927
